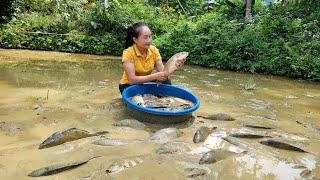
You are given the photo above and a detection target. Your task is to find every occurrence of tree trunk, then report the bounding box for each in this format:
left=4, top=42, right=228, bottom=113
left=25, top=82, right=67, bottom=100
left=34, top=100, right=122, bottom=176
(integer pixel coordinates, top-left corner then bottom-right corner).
left=245, top=0, right=252, bottom=22
left=162, top=0, right=169, bottom=7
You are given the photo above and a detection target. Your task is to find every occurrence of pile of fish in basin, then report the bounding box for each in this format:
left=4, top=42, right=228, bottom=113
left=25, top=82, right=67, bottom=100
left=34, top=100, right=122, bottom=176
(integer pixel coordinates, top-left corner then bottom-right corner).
left=130, top=93, right=194, bottom=111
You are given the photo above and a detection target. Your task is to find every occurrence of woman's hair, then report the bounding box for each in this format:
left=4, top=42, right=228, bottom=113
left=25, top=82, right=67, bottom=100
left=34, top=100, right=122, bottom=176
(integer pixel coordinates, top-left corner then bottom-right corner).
left=125, top=22, right=147, bottom=48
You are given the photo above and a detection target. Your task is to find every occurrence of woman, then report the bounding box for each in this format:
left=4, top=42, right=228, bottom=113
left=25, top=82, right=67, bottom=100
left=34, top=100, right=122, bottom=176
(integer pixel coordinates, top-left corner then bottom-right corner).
left=119, top=23, right=184, bottom=94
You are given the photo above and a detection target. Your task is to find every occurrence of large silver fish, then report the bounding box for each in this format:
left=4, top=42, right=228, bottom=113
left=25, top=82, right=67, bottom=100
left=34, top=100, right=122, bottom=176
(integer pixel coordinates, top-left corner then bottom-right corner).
left=113, top=119, right=146, bottom=129
left=147, top=128, right=183, bottom=142
left=197, top=113, right=235, bottom=121
left=260, top=139, right=307, bottom=152
left=156, top=142, right=191, bottom=154
left=230, top=128, right=271, bottom=139
left=156, top=52, right=189, bottom=85
left=199, top=149, right=241, bottom=164
left=92, top=138, right=128, bottom=147
left=106, top=157, right=143, bottom=174
left=39, top=128, right=108, bottom=149
left=28, top=156, right=101, bottom=177
left=163, top=52, right=189, bottom=75
left=193, top=126, right=216, bottom=143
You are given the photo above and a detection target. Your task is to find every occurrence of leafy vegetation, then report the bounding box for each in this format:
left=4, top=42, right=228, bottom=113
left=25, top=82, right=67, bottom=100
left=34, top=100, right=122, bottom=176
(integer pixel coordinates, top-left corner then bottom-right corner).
left=0, top=0, right=319, bottom=79
left=0, top=0, right=15, bottom=24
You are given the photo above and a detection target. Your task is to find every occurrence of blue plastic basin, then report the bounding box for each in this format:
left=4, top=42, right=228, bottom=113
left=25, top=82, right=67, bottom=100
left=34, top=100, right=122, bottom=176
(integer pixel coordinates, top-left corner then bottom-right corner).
left=122, top=83, right=200, bottom=124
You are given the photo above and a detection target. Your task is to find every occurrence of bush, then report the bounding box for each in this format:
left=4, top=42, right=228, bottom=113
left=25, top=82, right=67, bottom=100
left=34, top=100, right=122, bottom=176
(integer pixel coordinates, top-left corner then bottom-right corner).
left=0, top=0, right=15, bottom=24
left=0, top=0, right=319, bottom=79
left=154, top=4, right=320, bottom=79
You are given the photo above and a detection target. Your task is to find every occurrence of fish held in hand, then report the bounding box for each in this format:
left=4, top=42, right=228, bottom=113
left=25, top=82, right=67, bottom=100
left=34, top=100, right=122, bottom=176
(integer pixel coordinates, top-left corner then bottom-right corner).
left=163, top=52, right=189, bottom=75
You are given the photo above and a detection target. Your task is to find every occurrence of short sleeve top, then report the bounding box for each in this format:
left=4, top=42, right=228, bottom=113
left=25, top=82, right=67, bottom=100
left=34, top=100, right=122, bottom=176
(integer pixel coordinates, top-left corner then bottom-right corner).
left=120, top=44, right=161, bottom=84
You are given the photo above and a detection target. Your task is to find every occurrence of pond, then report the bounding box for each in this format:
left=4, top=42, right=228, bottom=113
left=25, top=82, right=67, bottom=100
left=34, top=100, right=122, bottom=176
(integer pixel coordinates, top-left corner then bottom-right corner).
left=0, top=49, right=319, bottom=179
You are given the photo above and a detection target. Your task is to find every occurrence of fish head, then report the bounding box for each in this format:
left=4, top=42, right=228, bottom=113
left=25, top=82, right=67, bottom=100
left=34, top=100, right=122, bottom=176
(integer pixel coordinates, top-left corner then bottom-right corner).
left=106, top=163, right=124, bottom=173
left=131, top=95, right=145, bottom=107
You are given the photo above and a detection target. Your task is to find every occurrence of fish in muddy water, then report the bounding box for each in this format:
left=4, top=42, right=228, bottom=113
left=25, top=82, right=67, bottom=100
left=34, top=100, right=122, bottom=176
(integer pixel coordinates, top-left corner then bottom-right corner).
left=199, top=149, right=242, bottom=164
left=28, top=156, right=101, bottom=177
left=197, top=113, right=235, bottom=121
left=147, top=128, right=183, bottom=142
left=156, top=142, right=191, bottom=154
left=193, top=126, right=217, bottom=143
left=260, top=139, right=307, bottom=152
left=106, top=157, right=143, bottom=174
left=184, top=167, right=209, bottom=178
left=296, top=120, right=320, bottom=132
left=230, top=128, right=271, bottom=139
left=92, top=138, right=128, bottom=147
left=230, top=133, right=269, bottom=139
left=244, top=124, right=274, bottom=129
left=113, top=119, right=146, bottom=129
left=39, top=128, right=108, bottom=149
left=222, top=136, right=253, bottom=152
left=178, top=161, right=211, bottom=178
left=130, top=94, right=194, bottom=111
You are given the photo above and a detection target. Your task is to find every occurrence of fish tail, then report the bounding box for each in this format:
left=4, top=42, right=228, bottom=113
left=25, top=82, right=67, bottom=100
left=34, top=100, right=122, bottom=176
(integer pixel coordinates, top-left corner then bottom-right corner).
left=197, top=115, right=207, bottom=119
left=88, top=155, right=104, bottom=161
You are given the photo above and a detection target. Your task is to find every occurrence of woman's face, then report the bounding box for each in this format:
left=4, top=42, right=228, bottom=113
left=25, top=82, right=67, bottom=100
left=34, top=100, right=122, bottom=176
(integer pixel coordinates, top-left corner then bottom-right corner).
left=133, top=26, right=152, bottom=50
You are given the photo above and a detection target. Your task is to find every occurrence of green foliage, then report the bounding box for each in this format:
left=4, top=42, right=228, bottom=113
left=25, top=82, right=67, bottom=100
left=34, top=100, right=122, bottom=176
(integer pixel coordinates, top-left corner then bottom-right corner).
left=0, top=31, right=122, bottom=55
left=82, top=0, right=175, bottom=38
left=155, top=3, right=320, bottom=79
left=0, top=0, right=319, bottom=79
left=0, top=0, right=174, bottom=55
left=148, top=0, right=207, bottom=16
left=0, top=0, right=15, bottom=24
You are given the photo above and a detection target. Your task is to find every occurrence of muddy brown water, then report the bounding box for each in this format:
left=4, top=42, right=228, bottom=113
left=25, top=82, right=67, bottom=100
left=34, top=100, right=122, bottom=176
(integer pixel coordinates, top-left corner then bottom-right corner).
left=0, top=49, right=319, bottom=179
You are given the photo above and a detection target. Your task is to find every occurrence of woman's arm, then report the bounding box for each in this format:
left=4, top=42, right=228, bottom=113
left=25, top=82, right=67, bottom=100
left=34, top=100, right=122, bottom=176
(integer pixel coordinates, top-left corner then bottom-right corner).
left=155, top=58, right=185, bottom=73
left=155, top=59, right=165, bottom=72
left=123, top=61, right=167, bottom=84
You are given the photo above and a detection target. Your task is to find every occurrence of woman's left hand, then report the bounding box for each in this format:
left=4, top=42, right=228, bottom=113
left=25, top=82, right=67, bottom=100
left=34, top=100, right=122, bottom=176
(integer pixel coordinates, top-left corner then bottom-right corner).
left=175, top=58, right=185, bottom=68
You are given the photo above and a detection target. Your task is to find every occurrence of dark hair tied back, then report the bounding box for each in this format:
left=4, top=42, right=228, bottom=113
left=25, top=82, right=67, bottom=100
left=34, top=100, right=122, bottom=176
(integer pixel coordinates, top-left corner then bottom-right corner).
left=125, top=22, right=146, bottom=48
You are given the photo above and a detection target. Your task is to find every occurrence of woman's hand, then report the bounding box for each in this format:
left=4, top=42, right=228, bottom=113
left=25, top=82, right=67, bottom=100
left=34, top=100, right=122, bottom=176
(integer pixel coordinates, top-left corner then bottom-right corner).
left=175, top=58, right=185, bottom=68
left=155, top=72, right=168, bottom=82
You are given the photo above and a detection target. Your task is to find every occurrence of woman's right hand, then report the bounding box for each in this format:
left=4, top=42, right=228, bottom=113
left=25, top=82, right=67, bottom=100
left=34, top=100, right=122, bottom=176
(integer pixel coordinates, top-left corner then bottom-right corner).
left=155, top=72, right=168, bottom=82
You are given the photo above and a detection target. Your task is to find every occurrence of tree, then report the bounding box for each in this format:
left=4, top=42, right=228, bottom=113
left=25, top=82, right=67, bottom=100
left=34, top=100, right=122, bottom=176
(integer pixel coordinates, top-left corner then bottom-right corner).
left=0, top=0, right=15, bottom=24
left=244, top=0, right=252, bottom=22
